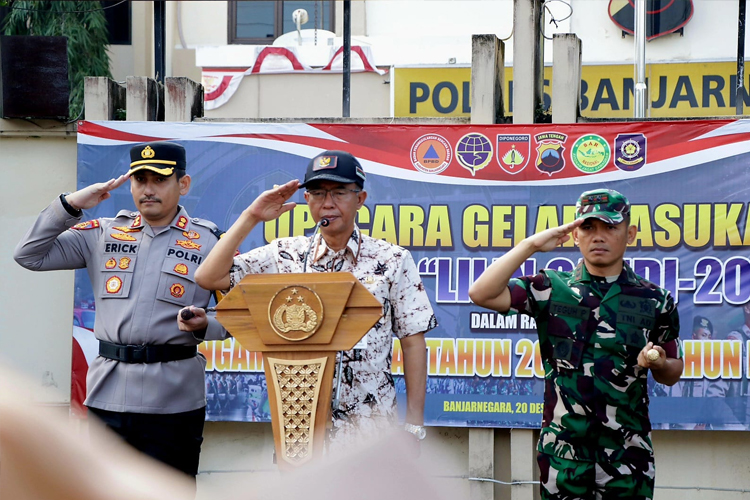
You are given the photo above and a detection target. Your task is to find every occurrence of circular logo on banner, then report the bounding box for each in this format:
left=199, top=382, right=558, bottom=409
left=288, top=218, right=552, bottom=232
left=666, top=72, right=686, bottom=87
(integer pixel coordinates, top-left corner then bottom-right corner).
left=455, top=133, right=493, bottom=176
left=571, top=134, right=610, bottom=173
left=410, top=134, right=452, bottom=174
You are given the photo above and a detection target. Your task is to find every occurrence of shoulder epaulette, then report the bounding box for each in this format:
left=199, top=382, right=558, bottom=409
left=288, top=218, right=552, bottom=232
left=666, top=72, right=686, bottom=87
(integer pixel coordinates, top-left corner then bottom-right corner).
left=190, top=217, right=224, bottom=240
left=114, top=209, right=138, bottom=220
left=71, top=219, right=101, bottom=231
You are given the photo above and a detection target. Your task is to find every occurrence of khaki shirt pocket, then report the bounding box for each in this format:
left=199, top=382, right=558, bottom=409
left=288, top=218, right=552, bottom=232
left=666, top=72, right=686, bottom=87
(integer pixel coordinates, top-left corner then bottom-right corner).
left=100, top=272, right=134, bottom=299
left=157, top=272, right=197, bottom=307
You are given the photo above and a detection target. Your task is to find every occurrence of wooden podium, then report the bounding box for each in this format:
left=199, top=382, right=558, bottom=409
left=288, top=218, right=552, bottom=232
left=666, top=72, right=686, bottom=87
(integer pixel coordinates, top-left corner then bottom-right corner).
left=214, top=272, right=382, bottom=469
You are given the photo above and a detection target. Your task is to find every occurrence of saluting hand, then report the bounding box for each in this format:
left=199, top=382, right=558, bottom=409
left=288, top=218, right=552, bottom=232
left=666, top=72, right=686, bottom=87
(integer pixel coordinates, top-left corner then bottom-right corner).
left=526, top=219, right=583, bottom=252
left=66, top=174, right=130, bottom=210
left=245, top=179, right=300, bottom=222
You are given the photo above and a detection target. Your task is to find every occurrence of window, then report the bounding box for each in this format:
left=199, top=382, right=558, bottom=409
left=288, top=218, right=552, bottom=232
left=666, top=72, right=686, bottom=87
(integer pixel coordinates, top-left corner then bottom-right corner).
left=101, top=0, right=132, bottom=45
left=229, top=1, right=334, bottom=44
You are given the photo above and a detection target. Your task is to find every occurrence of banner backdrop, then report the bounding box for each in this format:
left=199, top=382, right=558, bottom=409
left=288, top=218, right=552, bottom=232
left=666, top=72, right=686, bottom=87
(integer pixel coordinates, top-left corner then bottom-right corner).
left=76, top=119, right=750, bottom=430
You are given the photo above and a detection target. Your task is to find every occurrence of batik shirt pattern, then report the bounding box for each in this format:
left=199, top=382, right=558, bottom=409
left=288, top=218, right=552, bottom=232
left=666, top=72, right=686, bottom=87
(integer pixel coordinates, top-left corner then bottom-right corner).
left=228, top=225, right=437, bottom=447
left=507, top=261, right=681, bottom=462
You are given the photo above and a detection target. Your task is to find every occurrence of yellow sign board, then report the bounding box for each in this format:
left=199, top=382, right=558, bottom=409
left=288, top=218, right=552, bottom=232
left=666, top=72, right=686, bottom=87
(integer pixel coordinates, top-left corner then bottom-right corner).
left=393, top=62, right=750, bottom=118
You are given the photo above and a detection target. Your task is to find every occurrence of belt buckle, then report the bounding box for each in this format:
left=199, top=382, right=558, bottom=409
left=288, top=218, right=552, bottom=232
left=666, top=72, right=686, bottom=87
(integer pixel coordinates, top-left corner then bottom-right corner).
left=131, top=344, right=147, bottom=363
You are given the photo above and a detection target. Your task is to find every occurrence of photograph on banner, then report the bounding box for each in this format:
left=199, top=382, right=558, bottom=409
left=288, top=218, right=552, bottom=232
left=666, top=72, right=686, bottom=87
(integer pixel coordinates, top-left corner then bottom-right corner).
left=74, top=120, right=750, bottom=430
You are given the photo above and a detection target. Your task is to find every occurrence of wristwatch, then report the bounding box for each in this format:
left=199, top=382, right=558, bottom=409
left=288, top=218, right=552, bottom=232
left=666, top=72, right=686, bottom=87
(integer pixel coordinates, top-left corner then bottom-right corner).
left=60, top=192, right=83, bottom=217
left=404, top=423, right=426, bottom=440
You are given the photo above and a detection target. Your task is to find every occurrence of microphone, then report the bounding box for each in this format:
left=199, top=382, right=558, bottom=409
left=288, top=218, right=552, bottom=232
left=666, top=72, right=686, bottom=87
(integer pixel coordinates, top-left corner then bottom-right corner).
left=302, top=217, right=329, bottom=272
left=180, top=306, right=216, bottom=321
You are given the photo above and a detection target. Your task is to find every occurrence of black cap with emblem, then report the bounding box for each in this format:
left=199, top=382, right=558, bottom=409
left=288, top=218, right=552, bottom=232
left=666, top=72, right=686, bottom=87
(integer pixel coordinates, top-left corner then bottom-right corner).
left=299, top=150, right=366, bottom=189
left=128, top=142, right=186, bottom=177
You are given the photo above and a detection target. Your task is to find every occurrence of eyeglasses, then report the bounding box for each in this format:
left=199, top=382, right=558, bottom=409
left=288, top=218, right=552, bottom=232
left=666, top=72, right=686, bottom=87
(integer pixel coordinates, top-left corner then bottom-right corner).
left=306, top=188, right=361, bottom=201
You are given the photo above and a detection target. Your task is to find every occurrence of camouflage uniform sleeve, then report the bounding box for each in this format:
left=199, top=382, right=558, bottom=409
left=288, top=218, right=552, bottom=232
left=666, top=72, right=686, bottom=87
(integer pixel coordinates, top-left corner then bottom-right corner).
left=507, top=273, right=548, bottom=317
left=654, top=289, right=682, bottom=359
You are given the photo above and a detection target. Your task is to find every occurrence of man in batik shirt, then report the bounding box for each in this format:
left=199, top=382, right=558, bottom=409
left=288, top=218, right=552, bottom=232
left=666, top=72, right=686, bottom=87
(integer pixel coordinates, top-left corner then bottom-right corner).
left=469, top=189, right=682, bottom=500
left=195, top=150, right=436, bottom=452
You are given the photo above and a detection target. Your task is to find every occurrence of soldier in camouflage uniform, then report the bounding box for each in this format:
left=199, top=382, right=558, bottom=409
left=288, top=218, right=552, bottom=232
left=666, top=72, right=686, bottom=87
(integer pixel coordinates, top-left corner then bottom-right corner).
left=469, top=189, right=683, bottom=500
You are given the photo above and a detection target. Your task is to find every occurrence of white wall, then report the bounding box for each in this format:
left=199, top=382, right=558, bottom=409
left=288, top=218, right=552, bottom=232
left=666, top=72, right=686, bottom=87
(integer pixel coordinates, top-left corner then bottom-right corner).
left=0, top=121, right=78, bottom=405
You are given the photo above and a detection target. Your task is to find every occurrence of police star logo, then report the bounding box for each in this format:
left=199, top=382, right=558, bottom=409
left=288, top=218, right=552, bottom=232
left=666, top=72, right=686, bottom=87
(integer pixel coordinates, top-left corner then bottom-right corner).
left=170, top=283, right=186, bottom=298
left=268, top=285, right=324, bottom=341
left=118, top=257, right=131, bottom=270
left=174, top=263, right=189, bottom=275
left=141, top=145, right=155, bottom=159
left=175, top=239, right=202, bottom=251
left=105, top=258, right=117, bottom=269
left=183, top=230, right=200, bottom=240
left=72, top=220, right=100, bottom=231
left=534, top=132, right=567, bottom=176
left=111, top=233, right=137, bottom=242
left=176, top=216, right=188, bottom=229
left=106, top=276, right=123, bottom=294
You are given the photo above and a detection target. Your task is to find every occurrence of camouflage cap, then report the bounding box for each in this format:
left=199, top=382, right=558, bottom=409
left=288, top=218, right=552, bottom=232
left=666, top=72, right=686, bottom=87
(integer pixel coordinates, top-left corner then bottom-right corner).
left=575, top=188, right=631, bottom=224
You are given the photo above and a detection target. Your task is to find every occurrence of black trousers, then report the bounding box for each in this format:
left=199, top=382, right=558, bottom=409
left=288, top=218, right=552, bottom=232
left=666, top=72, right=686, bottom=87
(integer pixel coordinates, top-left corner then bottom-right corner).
left=88, top=406, right=206, bottom=479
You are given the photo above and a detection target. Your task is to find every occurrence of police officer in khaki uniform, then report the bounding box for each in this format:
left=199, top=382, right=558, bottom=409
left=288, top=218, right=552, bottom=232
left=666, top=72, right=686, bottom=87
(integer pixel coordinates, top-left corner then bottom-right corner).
left=14, top=142, right=228, bottom=480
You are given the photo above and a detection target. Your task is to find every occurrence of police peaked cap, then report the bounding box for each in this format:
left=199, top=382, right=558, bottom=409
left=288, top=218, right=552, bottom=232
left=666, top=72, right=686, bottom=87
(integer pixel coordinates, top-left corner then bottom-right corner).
left=128, top=142, right=186, bottom=176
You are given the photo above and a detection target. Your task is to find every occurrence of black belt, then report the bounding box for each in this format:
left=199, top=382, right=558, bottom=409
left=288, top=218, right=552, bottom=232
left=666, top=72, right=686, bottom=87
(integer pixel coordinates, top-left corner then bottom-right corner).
left=98, top=340, right=197, bottom=364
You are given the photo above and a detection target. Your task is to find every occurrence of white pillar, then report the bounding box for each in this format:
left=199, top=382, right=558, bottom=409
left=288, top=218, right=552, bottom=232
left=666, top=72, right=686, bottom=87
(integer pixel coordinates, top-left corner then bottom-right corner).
left=512, top=0, right=544, bottom=124
left=552, top=34, right=582, bottom=124
left=126, top=76, right=163, bottom=121
left=165, top=77, right=203, bottom=122
left=471, top=34, right=506, bottom=124
left=510, top=428, right=536, bottom=500
left=84, top=77, right=125, bottom=121
left=469, top=428, right=495, bottom=500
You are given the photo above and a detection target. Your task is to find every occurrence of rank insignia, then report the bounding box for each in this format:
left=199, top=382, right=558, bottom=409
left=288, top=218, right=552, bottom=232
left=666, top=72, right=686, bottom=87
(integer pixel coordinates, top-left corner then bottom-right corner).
left=106, top=276, right=123, bottom=294
left=105, top=258, right=117, bottom=269
left=113, top=225, right=141, bottom=233
left=141, top=145, right=155, bottom=159
left=175, top=239, right=202, bottom=250
left=174, top=263, right=189, bottom=275
left=170, top=283, right=185, bottom=298
left=72, top=220, right=100, bottom=231
left=176, top=216, right=188, bottom=229
left=118, top=257, right=131, bottom=270
left=183, top=230, right=200, bottom=240
left=111, top=233, right=137, bottom=242
left=131, top=214, right=142, bottom=228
